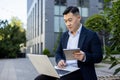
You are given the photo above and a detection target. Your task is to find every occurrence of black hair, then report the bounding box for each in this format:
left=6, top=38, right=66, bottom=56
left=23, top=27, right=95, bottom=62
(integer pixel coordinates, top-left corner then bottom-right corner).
left=63, top=6, right=79, bottom=15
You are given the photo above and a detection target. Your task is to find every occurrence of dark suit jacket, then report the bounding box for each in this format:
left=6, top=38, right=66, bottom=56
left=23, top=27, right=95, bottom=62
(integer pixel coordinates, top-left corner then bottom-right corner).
left=55, top=26, right=103, bottom=80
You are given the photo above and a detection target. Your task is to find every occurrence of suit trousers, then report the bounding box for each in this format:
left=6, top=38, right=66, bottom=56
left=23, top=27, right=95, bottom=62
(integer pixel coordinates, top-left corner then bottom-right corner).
left=34, top=70, right=83, bottom=80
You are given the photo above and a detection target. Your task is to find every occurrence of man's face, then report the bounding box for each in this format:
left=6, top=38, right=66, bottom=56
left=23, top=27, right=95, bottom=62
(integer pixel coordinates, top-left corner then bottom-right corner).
left=64, top=12, right=81, bottom=33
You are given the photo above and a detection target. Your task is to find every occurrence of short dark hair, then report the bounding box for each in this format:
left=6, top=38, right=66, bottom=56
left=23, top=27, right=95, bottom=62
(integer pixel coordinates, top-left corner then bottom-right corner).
left=63, top=6, right=79, bottom=15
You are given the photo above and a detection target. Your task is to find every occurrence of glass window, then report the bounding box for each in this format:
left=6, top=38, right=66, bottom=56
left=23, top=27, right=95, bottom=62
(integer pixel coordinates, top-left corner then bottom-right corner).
left=60, top=17, right=66, bottom=32
left=54, top=16, right=66, bottom=32
left=54, top=17, right=59, bottom=32
left=54, top=0, right=67, bottom=32
left=82, top=8, right=88, bottom=17
left=78, top=7, right=88, bottom=17
left=60, top=6, right=66, bottom=15
left=54, top=5, right=66, bottom=15
left=78, top=7, right=82, bottom=15
left=54, top=5, right=60, bottom=15
left=54, top=0, right=66, bottom=5
left=99, top=0, right=104, bottom=3
left=77, top=0, right=89, bottom=7
left=54, top=0, right=59, bottom=5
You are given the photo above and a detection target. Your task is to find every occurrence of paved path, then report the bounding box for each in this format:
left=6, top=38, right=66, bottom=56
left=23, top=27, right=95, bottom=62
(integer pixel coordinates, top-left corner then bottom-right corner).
left=0, top=58, right=120, bottom=80
left=0, top=58, right=39, bottom=80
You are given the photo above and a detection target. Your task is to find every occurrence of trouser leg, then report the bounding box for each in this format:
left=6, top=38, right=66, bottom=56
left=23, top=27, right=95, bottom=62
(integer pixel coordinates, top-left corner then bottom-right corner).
left=34, top=74, right=58, bottom=80
left=60, top=70, right=83, bottom=80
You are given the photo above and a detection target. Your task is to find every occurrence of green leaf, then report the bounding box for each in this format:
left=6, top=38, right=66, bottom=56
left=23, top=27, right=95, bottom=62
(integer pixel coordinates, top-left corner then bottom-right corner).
left=104, top=0, right=111, bottom=3
left=113, top=67, right=120, bottom=75
left=111, top=50, right=119, bottom=54
left=110, top=56, right=116, bottom=61
left=109, top=61, right=117, bottom=69
left=103, top=55, right=109, bottom=60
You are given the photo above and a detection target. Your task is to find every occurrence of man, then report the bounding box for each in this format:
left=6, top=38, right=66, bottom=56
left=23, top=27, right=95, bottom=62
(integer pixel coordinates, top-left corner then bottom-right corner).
left=35, top=6, right=103, bottom=80
left=55, top=6, right=103, bottom=80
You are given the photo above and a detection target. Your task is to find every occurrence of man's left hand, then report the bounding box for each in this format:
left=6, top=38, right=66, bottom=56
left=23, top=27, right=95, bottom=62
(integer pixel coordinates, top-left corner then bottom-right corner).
left=73, top=50, right=85, bottom=61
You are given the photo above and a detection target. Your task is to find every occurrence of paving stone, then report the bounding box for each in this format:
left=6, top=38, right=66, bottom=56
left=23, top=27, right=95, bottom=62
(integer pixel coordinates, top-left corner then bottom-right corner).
left=0, top=58, right=120, bottom=80
left=0, top=58, right=39, bottom=80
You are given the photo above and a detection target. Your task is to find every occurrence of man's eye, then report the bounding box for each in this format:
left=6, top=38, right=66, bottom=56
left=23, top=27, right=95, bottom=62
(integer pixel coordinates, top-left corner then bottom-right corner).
left=68, top=19, right=72, bottom=22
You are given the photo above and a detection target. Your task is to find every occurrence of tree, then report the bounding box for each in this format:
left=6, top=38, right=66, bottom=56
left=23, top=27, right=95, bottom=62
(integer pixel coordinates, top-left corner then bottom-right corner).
left=85, top=14, right=110, bottom=54
left=85, top=14, right=108, bottom=32
left=0, top=20, right=9, bottom=57
left=0, top=17, right=26, bottom=58
left=85, top=0, right=120, bottom=74
left=104, top=0, right=120, bottom=75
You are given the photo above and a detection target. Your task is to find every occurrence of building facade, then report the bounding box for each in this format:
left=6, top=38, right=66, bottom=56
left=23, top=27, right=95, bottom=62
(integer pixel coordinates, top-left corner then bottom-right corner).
left=26, top=0, right=104, bottom=54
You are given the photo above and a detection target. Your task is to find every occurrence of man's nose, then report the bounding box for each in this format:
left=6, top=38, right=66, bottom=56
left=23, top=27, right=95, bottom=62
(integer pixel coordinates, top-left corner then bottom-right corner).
left=66, top=22, right=71, bottom=26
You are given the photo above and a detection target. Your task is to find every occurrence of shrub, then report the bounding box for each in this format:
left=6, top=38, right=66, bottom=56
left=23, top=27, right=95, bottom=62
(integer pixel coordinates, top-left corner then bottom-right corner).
left=43, top=48, right=50, bottom=56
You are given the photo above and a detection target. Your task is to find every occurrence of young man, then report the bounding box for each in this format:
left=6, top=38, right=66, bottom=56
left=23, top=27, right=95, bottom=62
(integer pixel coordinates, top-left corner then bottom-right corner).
left=55, top=6, right=103, bottom=80
left=35, top=6, right=103, bottom=80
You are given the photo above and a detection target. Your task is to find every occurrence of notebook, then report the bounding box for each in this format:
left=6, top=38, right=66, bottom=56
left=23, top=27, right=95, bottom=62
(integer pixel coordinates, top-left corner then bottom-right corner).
left=27, top=54, right=80, bottom=78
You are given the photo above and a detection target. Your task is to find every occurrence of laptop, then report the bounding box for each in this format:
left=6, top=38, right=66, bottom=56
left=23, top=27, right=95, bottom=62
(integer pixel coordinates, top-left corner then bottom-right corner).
left=27, top=54, right=80, bottom=78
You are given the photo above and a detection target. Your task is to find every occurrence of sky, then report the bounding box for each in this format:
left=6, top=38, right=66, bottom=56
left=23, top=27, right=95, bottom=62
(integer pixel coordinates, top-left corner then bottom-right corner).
left=0, top=0, right=27, bottom=28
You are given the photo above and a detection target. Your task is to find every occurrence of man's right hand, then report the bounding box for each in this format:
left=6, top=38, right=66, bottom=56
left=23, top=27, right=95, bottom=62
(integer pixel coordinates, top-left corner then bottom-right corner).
left=57, top=60, right=67, bottom=68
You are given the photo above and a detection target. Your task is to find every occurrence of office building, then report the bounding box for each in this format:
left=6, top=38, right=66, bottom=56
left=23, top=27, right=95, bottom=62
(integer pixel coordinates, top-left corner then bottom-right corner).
left=26, top=0, right=104, bottom=54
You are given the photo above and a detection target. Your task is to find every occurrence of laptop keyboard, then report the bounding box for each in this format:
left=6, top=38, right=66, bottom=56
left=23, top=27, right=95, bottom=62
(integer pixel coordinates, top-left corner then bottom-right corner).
left=56, top=69, right=70, bottom=75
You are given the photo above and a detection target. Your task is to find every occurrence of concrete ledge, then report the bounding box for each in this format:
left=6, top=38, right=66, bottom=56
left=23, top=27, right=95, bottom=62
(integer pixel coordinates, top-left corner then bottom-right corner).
left=98, top=75, right=120, bottom=80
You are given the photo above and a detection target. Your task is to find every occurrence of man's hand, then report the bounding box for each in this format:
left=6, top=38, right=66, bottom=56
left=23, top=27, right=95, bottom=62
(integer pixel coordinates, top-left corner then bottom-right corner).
left=57, top=60, right=67, bottom=68
left=73, top=50, right=85, bottom=61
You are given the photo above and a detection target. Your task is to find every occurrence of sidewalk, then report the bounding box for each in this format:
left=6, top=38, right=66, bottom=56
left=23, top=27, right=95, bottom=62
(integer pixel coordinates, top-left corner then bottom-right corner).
left=0, top=58, right=120, bottom=80
left=95, top=63, right=120, bottom=79
left=0, top=58, right=39, bottom=80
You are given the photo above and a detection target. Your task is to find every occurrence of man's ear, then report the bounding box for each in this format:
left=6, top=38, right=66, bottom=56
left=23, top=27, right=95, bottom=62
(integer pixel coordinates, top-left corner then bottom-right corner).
left=78, top=15, right=81, bottom=21
left=79, top=16, right=81, bottom=20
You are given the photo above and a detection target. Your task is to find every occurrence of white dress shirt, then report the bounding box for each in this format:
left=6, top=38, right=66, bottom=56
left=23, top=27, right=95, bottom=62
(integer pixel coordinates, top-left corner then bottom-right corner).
left=67, top=24, right=82, bottom=49
left=66, top=24, right=82, bottom=67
